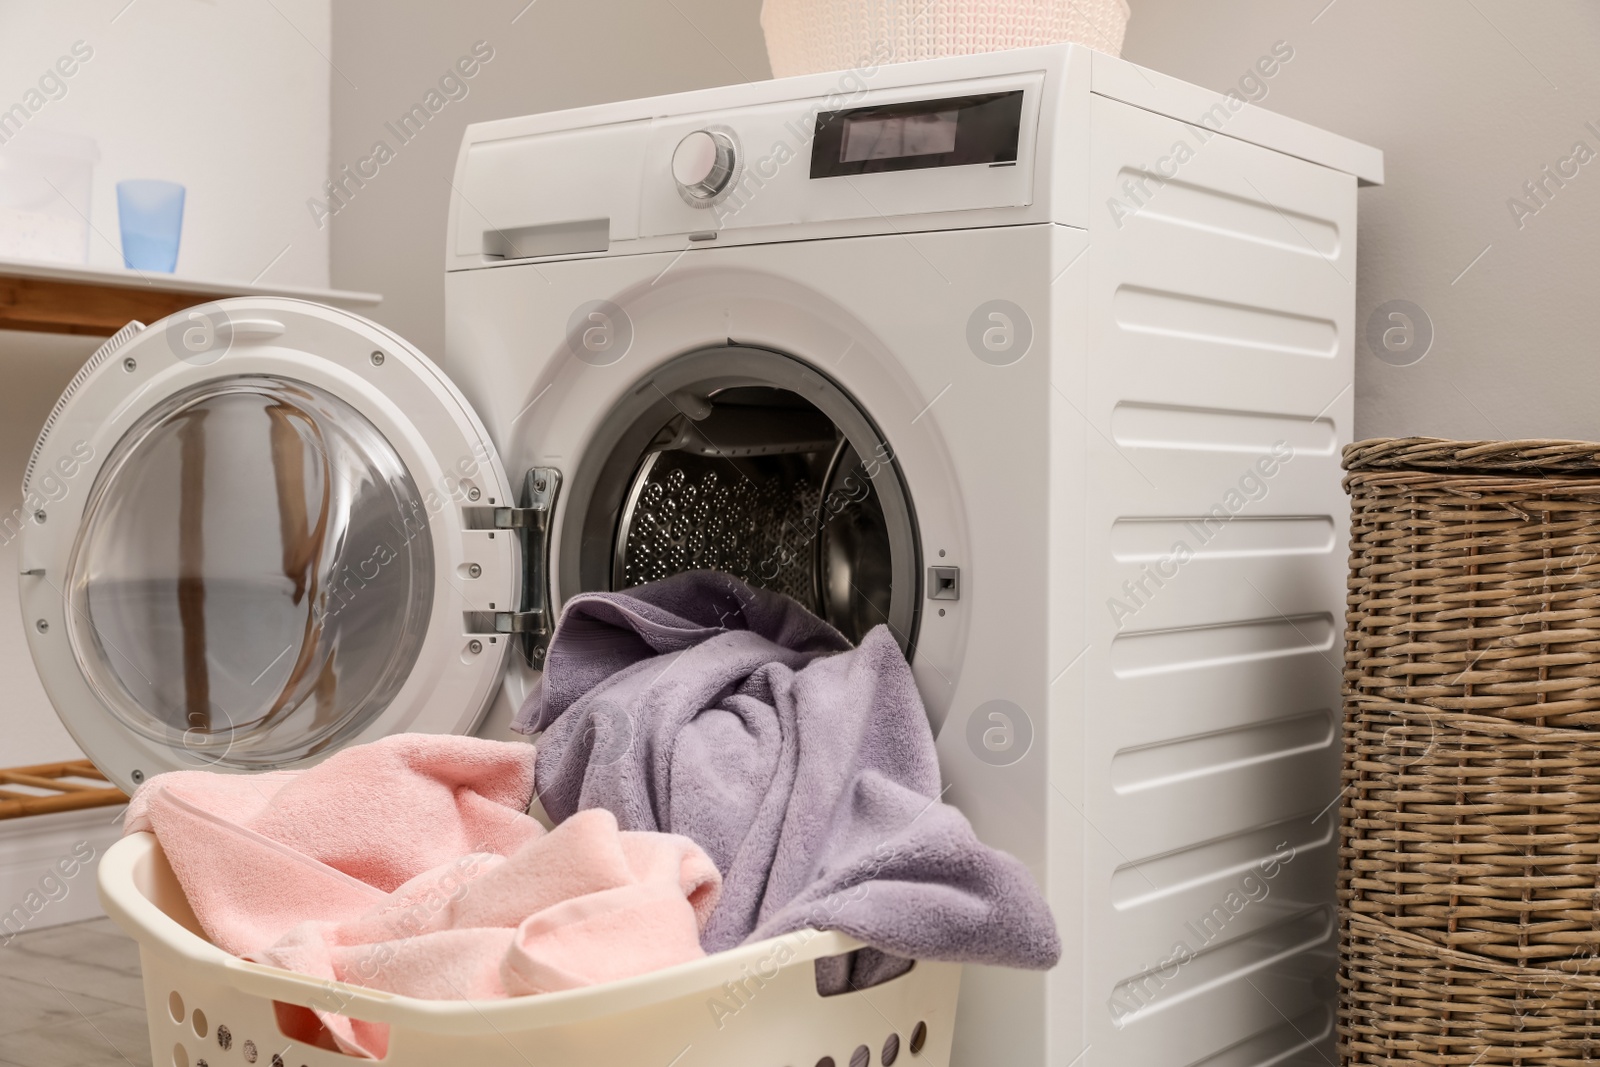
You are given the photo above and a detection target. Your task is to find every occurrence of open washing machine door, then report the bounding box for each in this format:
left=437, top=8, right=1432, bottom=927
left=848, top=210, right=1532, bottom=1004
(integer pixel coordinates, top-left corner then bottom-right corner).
left=17, top=299, right=538, bottom=794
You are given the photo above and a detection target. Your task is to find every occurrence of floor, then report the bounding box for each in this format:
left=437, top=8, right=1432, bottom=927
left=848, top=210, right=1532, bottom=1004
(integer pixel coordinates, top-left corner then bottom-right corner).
left=0, top=917, right=152, bottom=1067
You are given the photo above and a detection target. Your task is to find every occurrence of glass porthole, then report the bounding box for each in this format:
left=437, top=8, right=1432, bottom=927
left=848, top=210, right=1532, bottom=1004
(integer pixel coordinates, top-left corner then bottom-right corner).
left=64, top=376, right=434, bottom=768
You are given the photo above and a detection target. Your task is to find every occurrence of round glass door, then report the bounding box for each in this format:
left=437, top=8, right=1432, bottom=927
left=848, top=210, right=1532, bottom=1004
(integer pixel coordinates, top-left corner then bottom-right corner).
left=64, top=375, right=435, bottom=769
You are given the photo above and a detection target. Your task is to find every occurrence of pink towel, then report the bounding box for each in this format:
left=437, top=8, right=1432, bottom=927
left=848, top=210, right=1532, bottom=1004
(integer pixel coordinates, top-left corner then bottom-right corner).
left=125, top=735, right=720, bottom=1058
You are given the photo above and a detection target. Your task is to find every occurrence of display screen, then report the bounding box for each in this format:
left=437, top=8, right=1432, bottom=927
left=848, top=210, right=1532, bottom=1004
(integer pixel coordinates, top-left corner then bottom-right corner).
left=811, top=91, right=1024, bottom=178
left=841, top=110, right=959, bottom=162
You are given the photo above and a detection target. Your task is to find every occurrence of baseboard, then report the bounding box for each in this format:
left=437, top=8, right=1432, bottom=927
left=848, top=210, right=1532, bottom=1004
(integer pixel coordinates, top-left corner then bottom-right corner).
left=0, top=804, right=127, bottom=940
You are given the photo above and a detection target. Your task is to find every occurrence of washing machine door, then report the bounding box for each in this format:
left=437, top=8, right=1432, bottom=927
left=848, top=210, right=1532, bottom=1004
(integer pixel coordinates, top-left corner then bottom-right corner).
left=18, top=299, right=526, bottom=793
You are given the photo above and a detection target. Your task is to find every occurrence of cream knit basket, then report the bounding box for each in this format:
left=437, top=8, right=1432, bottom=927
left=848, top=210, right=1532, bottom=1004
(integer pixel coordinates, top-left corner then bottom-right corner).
left=101, top=833, right=962, bottom=1067
left=761, top=0, right=1132, bottom=77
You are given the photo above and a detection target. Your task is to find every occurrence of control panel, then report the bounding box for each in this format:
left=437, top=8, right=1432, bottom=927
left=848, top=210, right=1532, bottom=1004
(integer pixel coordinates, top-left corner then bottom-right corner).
left=639, top=73, right=1041, bottom=239
left=450, top=69, right=1045, bottom=262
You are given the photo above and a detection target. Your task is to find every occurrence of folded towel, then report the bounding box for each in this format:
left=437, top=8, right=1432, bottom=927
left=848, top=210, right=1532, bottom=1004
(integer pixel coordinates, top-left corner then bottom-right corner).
left=513, top=571, right=1061, bottom=990
left=126, top=734, right=720, bottom=1058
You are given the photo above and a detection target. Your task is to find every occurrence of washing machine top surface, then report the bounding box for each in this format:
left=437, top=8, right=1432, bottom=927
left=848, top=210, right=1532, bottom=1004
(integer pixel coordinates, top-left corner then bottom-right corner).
left=19, top=299, right=524, bottom=792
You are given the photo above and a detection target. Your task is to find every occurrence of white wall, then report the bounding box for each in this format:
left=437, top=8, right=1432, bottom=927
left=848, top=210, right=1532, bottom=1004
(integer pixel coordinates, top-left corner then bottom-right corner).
left=0, top=0, right=332, bottom=766
left=0, top=336, right=89, bottom=767
left=328, top=0, right=772, bottom=357
left=0, top=0, right=331, bottom=284
left=1119, top=0, right=1600, bottom=441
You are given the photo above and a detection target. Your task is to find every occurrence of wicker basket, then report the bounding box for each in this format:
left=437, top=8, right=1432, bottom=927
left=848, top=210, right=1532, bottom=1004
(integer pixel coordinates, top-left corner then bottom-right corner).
left=760, top=0, right=1132, bottom=78
left=1341, top=438, right=1600, bottom=1066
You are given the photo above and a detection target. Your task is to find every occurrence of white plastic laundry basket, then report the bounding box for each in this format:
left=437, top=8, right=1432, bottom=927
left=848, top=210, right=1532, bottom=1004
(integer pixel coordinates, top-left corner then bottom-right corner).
left=760, top=0, right=1132, bottom=77
left=100, top=832, right=962, bottom=1067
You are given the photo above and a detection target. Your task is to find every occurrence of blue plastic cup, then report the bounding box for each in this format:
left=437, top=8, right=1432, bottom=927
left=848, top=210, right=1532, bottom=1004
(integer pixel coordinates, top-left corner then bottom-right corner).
left=117, top=179, right=186, bottom=272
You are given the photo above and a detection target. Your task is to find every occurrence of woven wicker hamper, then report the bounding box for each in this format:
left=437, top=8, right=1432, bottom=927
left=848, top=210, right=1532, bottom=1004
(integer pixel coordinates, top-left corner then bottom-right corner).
left=1341, top=438, right=1600, bottom=1067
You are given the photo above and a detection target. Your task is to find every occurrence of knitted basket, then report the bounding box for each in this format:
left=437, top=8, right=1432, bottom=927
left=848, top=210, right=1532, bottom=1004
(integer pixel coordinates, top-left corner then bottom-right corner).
left=1341, top=438, right=1600, bottom=1066
left=760, top=0, right=1132, bottom=78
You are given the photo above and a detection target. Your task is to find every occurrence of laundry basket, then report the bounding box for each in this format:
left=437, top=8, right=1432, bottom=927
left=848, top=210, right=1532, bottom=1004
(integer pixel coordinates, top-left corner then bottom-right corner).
left=759, top=0, right=1131, bottom=78
left=1340, top=438, right=1600, bottom=1066
left=100, top=832, right=962, bottom=1067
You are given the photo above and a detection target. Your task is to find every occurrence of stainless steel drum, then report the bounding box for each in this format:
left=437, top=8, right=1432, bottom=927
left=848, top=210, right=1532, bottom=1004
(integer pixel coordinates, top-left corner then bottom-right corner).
left=564, top=346, right=920, bottom=652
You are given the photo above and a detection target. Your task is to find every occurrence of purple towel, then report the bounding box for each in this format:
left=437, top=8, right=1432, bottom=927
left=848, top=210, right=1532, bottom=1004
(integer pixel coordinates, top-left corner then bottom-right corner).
left=512, top=571, right=1060, bottom=988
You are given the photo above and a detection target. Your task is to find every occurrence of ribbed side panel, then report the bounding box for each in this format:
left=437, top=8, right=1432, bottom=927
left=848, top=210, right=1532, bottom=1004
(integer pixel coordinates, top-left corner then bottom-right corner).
left=1081, top=95, right=1356, bottom=1067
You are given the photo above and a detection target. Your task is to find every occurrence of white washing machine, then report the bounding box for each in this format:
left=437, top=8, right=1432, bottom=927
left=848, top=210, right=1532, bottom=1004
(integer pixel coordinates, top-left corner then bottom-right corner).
left=19, top=44, right=1380, bottom=1067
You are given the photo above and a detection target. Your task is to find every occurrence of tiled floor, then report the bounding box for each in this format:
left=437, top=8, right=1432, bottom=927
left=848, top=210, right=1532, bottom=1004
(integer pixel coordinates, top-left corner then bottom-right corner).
left=0, top=918, right=151, bottom=1067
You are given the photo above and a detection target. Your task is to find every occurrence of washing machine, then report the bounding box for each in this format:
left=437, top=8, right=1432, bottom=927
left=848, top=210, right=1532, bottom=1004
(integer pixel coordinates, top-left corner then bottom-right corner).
left=19, top=43, right=1381, bottom=1067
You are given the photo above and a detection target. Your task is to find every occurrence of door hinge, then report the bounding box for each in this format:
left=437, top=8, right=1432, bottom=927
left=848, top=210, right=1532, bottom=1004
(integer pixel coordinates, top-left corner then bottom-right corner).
left=464, top=467, right=562, bottom=666
left=491, top=610, right=540, bottom=634
left=467, top=609, right=544, bottom=634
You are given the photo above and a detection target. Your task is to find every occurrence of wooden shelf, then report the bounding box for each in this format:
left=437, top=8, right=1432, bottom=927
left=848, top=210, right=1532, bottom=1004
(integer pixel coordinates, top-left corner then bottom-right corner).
left=0, top=256, right=381, bottom=337
left=0, top=759, right=126, bottom=820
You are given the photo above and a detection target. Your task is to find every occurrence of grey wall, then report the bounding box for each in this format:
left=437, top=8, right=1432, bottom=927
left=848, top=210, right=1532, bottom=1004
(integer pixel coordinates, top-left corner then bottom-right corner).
left=328, top=0, right=771, bottom=357
left=1120, top=0, right=1600, bottom=441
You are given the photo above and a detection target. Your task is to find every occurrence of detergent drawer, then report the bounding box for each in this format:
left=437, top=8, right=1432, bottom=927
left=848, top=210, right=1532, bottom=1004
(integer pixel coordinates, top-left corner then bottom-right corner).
left=450, top=120, right=649, bottom=261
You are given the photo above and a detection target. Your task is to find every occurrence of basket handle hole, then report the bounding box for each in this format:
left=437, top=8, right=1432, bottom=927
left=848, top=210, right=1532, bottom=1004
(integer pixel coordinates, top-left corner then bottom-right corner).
left=273, top=1000, right=389, bottom=1059
left=814, top=950, right=916, bottom=996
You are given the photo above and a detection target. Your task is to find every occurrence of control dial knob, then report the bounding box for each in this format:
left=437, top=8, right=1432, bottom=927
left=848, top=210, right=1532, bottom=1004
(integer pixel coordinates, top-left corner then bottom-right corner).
left=672, top=129, right=737, bottom=204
